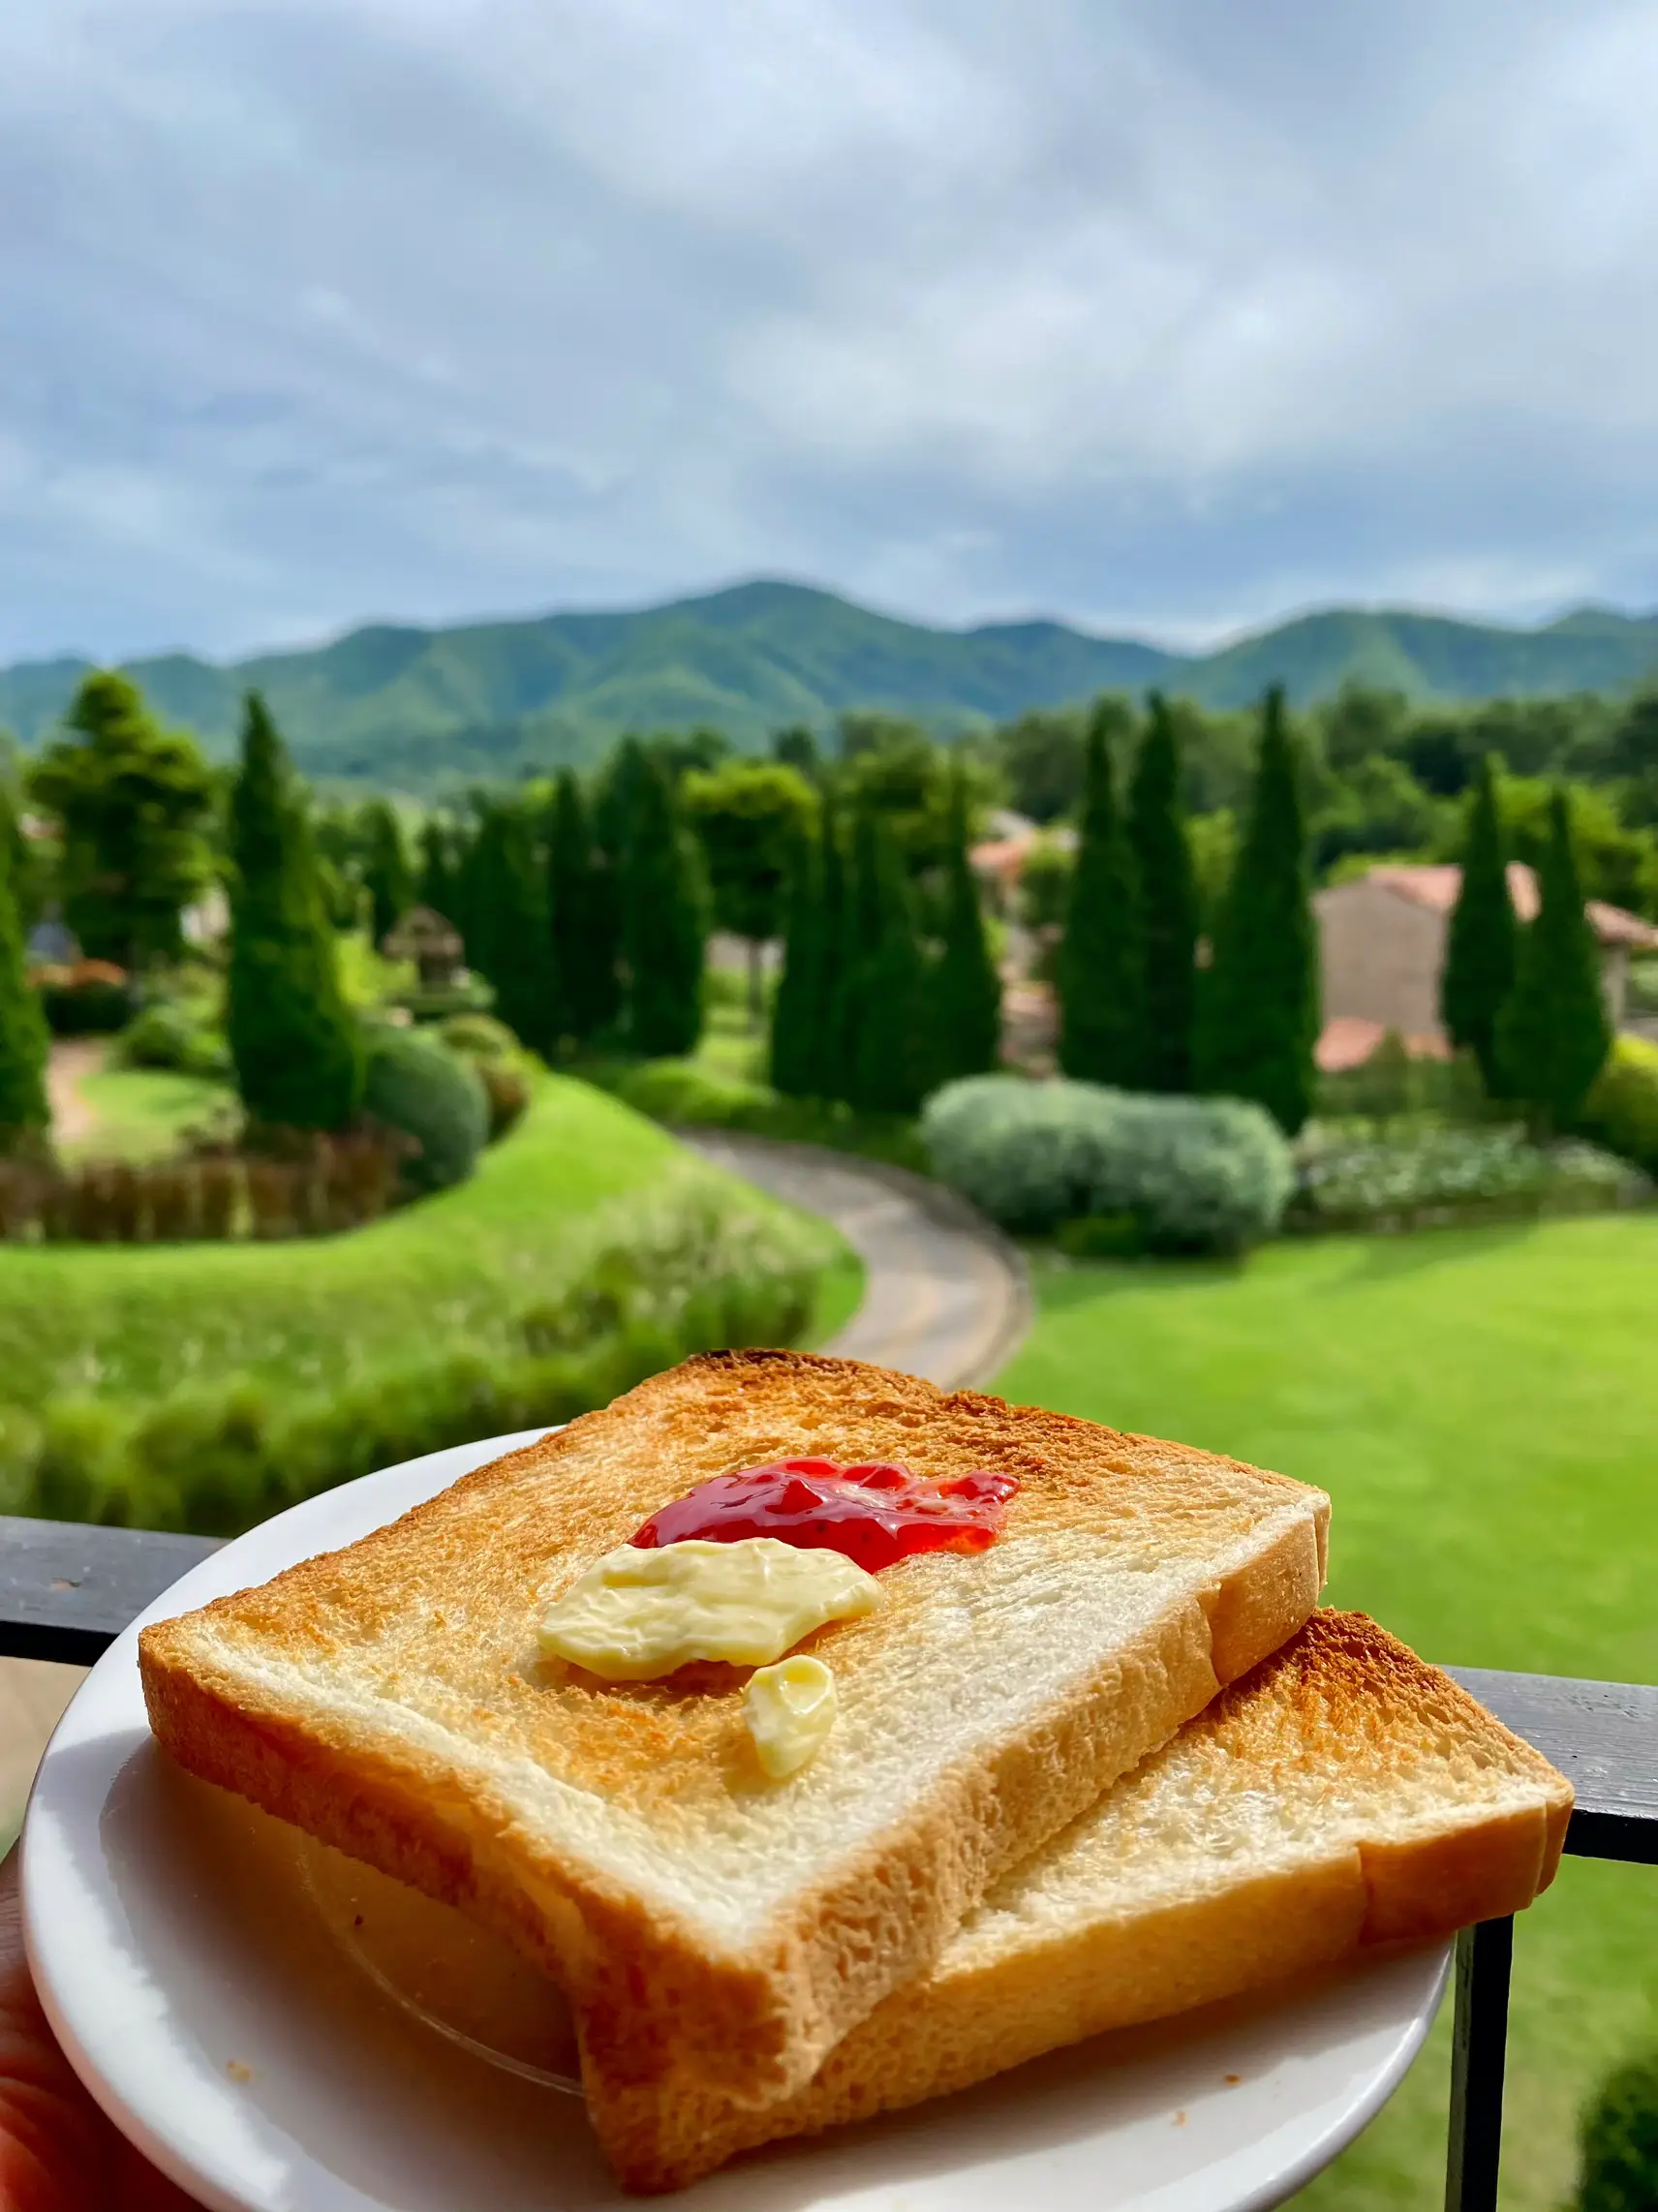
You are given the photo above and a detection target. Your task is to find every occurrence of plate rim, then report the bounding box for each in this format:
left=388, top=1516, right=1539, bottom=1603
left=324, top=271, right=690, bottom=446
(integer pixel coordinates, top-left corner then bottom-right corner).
left=20, top=1432, right=1451, bottom=2212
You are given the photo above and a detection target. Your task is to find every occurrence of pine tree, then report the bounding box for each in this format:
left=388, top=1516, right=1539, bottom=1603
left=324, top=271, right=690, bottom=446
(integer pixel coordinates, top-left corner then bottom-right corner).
left=1059, top=702, right=1141, bottom=1087
left=226, top=693, right=364, bottom=1131
left=0, top=808, right=49, bottom=1152
left=547, top=769, right=618, bottom=1044
left=1195, top=687, right=1319, bottom=1135
left=769, top=824, right=826, bottom=1097
left=834, top=803, right=886, bottom=1091
left=1495, top=787, right=1611, bottom=1136
left=845, top=820, right=935, bottom=1116
left=1128, top=691, right=1198, bottom=1092
left=622, top=755, right=705, bottom=1058
left=360, top=801, right=414, bottom=946
left=1440, top=754, right=1517, bottom=1093
left=934, top=768, right=1000, bottom=1081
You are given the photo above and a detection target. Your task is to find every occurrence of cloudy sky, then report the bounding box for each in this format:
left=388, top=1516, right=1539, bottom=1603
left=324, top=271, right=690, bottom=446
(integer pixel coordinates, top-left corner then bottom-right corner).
left=3, top=0, right=1658, bottom=665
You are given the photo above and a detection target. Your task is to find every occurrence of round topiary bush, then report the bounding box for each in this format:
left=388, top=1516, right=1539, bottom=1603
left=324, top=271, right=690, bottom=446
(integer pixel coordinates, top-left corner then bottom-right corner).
left=113, top=1000, right=230, bottom=1079
left=1577, top=2048, right=1658, bottom=2212
left=1575, top=1035, right=1658, bottom=1180
left=922, top=1074, right=1294, bottom=1254
left=361, top=1028, right=489, bottom=1195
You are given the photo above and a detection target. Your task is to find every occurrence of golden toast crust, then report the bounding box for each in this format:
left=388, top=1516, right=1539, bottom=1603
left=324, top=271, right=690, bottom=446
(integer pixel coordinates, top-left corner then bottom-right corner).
left=138, top=1351, right=1329, bottom=2109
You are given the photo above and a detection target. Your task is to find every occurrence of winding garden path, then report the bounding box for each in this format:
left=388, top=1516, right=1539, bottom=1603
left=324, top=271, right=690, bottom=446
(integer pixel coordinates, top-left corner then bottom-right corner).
left=679, top=1130, right=1032, bottom=1390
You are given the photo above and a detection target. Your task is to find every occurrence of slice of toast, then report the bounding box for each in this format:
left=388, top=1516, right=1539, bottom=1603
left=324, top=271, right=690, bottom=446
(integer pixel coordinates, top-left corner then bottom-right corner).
left=593, top=1610, right=1571, bottom=2192
left=138, top=1350, right=1329, bottom=2109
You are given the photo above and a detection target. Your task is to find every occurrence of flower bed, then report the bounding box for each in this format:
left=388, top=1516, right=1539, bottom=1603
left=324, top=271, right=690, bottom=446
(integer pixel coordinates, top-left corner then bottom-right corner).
left=1289, top=1121, right=1644, bottom=1235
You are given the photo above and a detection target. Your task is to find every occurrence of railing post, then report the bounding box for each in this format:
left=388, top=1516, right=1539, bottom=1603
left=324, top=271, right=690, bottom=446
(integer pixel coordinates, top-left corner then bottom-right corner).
left=1445, top=1917, right=1514, bottom=2212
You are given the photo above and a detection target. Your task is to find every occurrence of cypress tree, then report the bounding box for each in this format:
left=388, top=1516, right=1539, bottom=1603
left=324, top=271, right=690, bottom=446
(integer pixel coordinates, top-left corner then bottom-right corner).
left=1495, top=787, right=1611, bottom=1136
left=769, top=824, right=826, bottom=1097
left=416, top=817, right=456, bottom=921
left=226, top=692, right=364, bottom=1131
left=360, top=801, right=414, bottom=946
left=834, top=803, right=886, bottom=1092
left=0, top=804, right=49, bottom=1152
left=812, top=805, right=848, bottom=1100
left=1440, top=754, right=1517, bottom=1093
left=1128, top=691, right=1198, bottom=1092
left=1195, top=686, right=1319, bottom=1135
left=845, top=820, right=936, bottom=1116
left=622, top=755, right=705, bottom=1058
left=1059, top=702, right=1141, bottom=1087
left=547, top=769, right=618, bottom=1044
left=466, top=800, right=561, bottom=1056
left=934, top=768, right=1000, bottom=1081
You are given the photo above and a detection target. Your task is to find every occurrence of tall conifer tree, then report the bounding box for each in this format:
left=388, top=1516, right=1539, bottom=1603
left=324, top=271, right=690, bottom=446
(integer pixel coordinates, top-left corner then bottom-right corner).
left=1128, top=691, right=1198, bottom=1092
left=1059, top=702, right=1141, bottom=1087
left=416, top=817, right=456, bottom=922
left=1495, top=788, right=1611, bottom=1136
left=769, top=825, right=825, bottom=1097
left=0, top=809, right=49, bottom=1152
left=812, top=805, right=847, bottom=1100
left=467, top=800, right=561, bottom=1055
left=845, top=820, right=935, bottom=1116
left=1195, top=687, right=1319, bottom=1134
left=1440, top=754, right=1517, bottom=1093
left=622, top=755, right=705, bottom=1058
left=934, top=768, right=1000, bottom=1081
left=226, top=693, right=363, bottom=1131
left=548, top=770, right=618, bottom=1043
left=360, top=801, right=414, bottom=946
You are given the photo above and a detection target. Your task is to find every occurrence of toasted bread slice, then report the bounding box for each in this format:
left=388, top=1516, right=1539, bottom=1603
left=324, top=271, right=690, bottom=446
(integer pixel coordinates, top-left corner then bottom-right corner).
left=594, top=1610, right=1571, bottom=2192
left=138, top=1351, right=1328, bottom=2109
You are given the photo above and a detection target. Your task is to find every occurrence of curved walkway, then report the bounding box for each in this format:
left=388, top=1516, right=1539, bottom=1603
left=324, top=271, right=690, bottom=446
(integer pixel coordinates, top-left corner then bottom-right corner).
left=678, top=1130, right=1031, bottom=1391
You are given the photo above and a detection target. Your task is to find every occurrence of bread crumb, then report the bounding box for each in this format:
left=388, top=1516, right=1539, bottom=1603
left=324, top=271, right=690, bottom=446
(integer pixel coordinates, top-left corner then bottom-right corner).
left=1224, top=2073, right=1242, bottom=2086
left=226, top=2061, right=253, bottom=2083
left=1173, top=2109, right=1187, bottom=2127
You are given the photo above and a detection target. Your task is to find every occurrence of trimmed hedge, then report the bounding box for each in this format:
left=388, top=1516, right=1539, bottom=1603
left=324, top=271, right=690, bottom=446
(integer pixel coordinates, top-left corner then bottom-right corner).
left=922, top=1074, right=1293, bottom=1254
left=1290, top=1123, right=1641, bottom=1234
left=1575, top=1035, right=1658, bottom=1181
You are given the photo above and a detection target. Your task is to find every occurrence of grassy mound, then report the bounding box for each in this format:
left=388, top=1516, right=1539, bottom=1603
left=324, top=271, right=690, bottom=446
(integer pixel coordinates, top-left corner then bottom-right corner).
left=0, top=1077, right=848, bottom=1531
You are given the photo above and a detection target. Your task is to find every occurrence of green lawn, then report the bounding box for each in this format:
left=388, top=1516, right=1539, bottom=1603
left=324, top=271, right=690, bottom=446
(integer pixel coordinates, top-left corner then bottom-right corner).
left=70, top=1064, right=235, bottom=1161
left=994, top=1216, right=1658, bottom=2212
left=1, top=1075, right=846, bottom=1408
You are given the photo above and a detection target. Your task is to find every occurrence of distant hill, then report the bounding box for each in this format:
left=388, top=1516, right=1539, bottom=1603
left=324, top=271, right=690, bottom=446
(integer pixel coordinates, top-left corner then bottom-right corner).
left=4, top=579, right=1657, bottom=790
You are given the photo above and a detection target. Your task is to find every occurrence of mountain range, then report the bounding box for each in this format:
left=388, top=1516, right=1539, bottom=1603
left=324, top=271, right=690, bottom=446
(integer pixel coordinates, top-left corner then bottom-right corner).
left=3, top=580, right=1657, bottom=791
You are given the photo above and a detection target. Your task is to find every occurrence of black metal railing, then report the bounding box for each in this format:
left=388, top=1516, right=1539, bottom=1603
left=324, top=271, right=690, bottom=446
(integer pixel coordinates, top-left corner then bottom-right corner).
left=2, top=1512, right=1654, bottom=2210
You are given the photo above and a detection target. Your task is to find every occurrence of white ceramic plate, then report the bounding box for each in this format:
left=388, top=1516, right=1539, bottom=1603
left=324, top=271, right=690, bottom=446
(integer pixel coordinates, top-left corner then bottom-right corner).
left=22, top=1435, right=1451, bottom=2212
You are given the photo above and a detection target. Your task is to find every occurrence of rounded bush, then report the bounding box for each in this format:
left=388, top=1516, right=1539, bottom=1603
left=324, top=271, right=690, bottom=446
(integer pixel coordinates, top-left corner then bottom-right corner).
left=1575, top=1035, right=1658, bottom=1179
left=437, top=1012, right=532, bottom=1138
left=923, top=1074, right=1294, bottom=1253
left=1577, top=2049, right=1658, bottom=2212
left=113, top=1000, right=230, bottom=1079
left=437, top=1012, right=520, bottom=1060
left=361, top=1028, right=489, bottom=1195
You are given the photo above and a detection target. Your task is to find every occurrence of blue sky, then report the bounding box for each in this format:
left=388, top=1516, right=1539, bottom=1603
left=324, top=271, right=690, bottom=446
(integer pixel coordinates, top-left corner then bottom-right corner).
left=3, top=0, right=1658, bottom=663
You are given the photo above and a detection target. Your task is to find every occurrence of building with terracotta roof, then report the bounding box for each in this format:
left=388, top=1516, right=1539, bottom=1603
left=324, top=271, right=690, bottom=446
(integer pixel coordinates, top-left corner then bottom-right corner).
left=1315, top=863, right=1658, bottom=1051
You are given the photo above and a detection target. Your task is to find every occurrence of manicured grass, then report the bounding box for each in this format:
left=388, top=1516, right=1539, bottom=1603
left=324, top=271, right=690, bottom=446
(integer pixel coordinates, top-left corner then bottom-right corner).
left=70, top=1065, right=235, bottom=1161
left=0, top=1076, right=845, bottom=1409
left=994, top=1214, right=1658, bottom=2212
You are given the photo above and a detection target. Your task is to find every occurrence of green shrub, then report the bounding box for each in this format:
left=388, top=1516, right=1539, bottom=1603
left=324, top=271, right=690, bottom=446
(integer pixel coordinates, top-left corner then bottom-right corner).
left=922, top=1074, right=1294, bottom=1253
left=1576, top=2049, right=1658, bottom=2212
left=38, top=977, right=134, bottom=1035
left=437, top=1012, right=520, bottom=1060
left=438, top=1011, right=533, bottom=1139
left=1291, top=1123, right=1639, bottom=1233
left=361, top=1027, right=489, bottom=1194
left=112, top=1000, right=230, bottom=1079
left=1575, top=1035, right=1658, bottom=1179
left=13, top=1174, right=827, bottom=1534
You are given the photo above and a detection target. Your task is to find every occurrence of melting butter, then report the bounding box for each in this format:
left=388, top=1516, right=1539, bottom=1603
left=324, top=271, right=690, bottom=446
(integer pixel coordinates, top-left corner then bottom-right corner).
left=537, top=1538, right=880, bottom=1682
left=745, top=1655, right=838, bottom=1779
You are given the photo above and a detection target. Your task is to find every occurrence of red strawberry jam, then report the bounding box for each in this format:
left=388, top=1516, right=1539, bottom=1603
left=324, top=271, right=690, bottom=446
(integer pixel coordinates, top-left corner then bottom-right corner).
left=630, top=1459, right=1020, bottom=1575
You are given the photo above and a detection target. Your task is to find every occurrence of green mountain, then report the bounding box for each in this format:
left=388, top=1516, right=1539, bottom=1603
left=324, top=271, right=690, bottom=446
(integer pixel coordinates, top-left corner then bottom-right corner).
left=4, top=580, right=1656, bottom=790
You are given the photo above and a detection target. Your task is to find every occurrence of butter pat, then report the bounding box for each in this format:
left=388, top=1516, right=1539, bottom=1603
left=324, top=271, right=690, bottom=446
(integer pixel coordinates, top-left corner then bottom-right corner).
left=537, top=1539, right=880, bottom=1681
left=745, top=1655, right=838, bottom=1779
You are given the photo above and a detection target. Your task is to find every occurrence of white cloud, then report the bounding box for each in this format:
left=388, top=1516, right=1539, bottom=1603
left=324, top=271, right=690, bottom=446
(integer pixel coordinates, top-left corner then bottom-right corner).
left=0, top=0, right=1657, bottom=663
